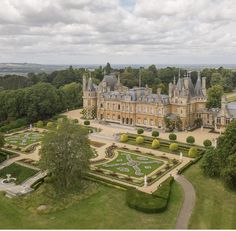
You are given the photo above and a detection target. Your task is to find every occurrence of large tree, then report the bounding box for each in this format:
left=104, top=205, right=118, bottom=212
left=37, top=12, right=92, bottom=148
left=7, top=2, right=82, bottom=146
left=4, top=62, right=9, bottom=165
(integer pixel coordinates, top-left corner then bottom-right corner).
left=206, top=85, right=224, bottom=108
left=39, top=119, right=93, bottom=192
left=201, top=120, right=236, bottom=189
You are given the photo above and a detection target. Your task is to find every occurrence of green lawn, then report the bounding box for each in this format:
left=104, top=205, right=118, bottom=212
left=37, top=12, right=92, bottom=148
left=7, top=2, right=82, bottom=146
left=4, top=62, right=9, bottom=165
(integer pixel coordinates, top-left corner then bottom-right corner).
left=5, top=131, right=43, bottom=147
left=98, top=150, right=163, bottom=177
left=0, top=163, right=38, bottom=184
left=184, top=161, right=236, bottom=229
left=0, top=182, right=183, bottom=229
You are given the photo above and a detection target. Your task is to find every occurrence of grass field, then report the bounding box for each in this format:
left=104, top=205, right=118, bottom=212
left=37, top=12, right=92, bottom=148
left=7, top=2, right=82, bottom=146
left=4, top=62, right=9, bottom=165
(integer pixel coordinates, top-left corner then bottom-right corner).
left=184, top=161, right=236, bottom=229
left=0, top=182, right=183, bottom=229
left=0, top=163, right=38, bottom=184
left=98, top=150, right=163, bottom=177
left=5, top=131, right=43, bottom=147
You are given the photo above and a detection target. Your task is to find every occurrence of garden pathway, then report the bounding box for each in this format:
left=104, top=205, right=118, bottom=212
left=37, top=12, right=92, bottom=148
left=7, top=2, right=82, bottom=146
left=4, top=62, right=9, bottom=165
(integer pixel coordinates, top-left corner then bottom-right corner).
left=175, top=175, right=196, bottom=229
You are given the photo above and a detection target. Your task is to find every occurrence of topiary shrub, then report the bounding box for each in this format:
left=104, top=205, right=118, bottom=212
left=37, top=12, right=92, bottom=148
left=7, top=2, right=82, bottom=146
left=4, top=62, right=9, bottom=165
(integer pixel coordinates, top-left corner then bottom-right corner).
left=84, top=120, right=90, bottom=126
left=137, top=128, right=144, bottom=134
left=136, top=136, right=144, bottom=144
left=186, top=136, right=195, bottom=144
left=152, top=131, right=159, bottom=137
left=46, top=122, right=54, bottom=129
left=169, top=133, right=177, bottom=141
left=73, top=119, right=79, bottom=124
left=188, top=147, right=198, bottom=158
left=36, top=120, right=44, bottom=128
left=152, top=139, right=160, bottom=149
left=169, top=143, right=178, bottom=151
left=120, top=134, right=128, bottom=142
left=203, top=139, right=212, bottom=147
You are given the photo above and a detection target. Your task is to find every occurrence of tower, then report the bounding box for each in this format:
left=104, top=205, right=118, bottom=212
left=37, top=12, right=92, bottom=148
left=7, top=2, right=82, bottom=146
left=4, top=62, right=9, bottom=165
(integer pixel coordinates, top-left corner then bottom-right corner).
left=82, top=72, right=97, bottom=119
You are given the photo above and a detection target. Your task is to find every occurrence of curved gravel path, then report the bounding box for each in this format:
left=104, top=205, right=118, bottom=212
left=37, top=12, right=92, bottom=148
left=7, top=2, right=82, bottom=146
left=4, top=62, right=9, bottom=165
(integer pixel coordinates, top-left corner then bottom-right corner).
left=175, top=175, right=196, bottom=229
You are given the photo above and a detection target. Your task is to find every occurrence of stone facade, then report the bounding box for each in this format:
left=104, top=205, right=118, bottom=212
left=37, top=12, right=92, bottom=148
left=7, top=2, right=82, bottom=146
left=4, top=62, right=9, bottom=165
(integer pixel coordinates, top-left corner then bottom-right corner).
left=83, top=71, right=235, bottom=131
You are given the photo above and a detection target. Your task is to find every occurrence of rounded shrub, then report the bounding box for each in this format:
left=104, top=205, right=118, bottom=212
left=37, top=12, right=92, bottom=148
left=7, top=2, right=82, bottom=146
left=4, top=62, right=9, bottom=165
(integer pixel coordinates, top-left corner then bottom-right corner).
left=203, top=139, right=212, bottom=147
left=152, top=139, right=160, bottom=149
left=57, top=117, right=66, bottom=125
left=188, top=147, right=198, bottom=158
left=84, top=120, right=90, bottom=126
left=120, top=134, right=128, bottom=142
left=169, top=133, right=177, bottom=141
left=46, top=122, right=54, bottom=129
left=136, top=136, right=144, bottom=144
left=36, top=120, right=44, bottom=128
left=169, top=143, right=178, bottom=151
left=137, top=128, right=144, bottom=134
left=186, top=136, right=195, bottom=144
left=152, top=131, right=159, bottom=137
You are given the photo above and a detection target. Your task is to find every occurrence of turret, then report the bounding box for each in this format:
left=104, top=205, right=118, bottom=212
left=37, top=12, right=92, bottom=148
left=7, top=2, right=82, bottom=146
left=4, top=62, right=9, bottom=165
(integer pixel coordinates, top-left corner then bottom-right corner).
left=168, top=82, right=173, bottom=97
left=202, top=76, right=206, bottom=96
left=83, top=74, right=87, bottom=91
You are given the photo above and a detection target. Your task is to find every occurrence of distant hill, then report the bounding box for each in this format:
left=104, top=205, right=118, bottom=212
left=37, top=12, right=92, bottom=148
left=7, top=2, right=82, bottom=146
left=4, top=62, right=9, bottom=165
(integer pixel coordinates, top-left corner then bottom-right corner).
left=0, top=63, right=68, bottom=76
left=0, top=63, right=236, bottom=76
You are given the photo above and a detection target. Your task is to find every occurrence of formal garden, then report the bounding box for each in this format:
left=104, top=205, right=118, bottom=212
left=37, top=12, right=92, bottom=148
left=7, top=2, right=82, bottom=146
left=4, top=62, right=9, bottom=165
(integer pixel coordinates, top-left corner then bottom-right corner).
left=89, top=146, right=180, bottom=187
left=4, top=130, right=44, bottom=153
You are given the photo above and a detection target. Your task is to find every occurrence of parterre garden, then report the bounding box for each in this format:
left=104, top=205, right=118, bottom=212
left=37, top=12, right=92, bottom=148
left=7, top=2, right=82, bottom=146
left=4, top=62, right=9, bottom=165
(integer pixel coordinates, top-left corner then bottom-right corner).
left=89, top=146, right=180, bottom=187
left=4, top=130, right=45, bottom=153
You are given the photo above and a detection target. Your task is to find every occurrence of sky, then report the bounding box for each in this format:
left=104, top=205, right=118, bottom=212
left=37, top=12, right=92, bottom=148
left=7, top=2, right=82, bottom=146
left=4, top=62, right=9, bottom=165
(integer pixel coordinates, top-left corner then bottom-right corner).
left=0, top=0, right=235, bottom=65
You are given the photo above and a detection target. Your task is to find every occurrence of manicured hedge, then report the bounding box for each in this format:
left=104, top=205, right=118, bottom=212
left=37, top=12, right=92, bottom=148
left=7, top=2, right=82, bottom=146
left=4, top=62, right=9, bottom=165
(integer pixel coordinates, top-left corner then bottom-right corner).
left=126, top=177, right=174, bottom=213
left=177, top=155, right=203, bottom=174
left=152, top=177, right=174, bottom=200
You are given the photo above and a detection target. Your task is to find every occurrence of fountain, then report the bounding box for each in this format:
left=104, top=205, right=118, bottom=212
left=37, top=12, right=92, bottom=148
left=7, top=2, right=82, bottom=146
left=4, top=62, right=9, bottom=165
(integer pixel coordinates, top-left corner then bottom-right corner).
left=1, top=174, right=16, bottom=184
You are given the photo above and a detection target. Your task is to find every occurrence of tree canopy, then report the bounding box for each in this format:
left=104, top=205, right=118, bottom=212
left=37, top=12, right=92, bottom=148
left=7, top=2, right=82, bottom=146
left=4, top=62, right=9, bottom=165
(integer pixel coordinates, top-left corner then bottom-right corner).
left=39, top=119, right=93, bottom=192
left=201, top=120, right=236, bottom=189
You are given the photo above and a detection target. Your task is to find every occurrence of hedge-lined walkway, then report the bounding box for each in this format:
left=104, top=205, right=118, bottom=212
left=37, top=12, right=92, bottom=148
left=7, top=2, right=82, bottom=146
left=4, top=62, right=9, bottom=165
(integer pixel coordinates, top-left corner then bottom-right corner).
left=175, top=175, right=196, bottom=229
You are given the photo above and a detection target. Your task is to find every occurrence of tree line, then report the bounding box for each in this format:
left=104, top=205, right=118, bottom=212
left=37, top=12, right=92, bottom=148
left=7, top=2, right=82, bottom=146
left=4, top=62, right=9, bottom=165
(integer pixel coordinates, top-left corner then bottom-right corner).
left=0, top=63, right=236, bottom=130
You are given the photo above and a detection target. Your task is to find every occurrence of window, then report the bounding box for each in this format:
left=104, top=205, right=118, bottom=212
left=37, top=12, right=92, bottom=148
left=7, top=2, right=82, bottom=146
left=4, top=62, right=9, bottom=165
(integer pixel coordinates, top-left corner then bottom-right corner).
left=226, top=118, right=230, bottom=125
left=217, top=117, right=221, bottom=124
left=100, top=103, right=103, bottom=108
left=118, top=104, right=120, bottom=110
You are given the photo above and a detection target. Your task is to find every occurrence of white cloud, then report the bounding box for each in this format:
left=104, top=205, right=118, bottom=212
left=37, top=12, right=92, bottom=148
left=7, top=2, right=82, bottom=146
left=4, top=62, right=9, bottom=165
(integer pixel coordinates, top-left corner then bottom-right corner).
left=0, top=0, right=235, bottom=64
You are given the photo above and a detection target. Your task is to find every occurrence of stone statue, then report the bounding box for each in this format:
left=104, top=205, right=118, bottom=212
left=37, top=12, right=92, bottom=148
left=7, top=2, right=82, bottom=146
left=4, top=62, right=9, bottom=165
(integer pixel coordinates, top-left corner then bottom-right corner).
left=144, top=175, right=147, bottom=187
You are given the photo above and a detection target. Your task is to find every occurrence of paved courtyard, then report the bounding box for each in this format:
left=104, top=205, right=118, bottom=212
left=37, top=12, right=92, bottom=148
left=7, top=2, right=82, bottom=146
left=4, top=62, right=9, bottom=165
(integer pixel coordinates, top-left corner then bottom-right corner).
left=63, top=109, right=220, bottom=146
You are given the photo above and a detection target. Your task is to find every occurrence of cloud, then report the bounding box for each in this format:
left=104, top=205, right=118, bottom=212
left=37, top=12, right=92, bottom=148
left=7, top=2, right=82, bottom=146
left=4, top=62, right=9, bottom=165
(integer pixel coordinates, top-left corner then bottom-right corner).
left=0, top=0, right=235, bottom=64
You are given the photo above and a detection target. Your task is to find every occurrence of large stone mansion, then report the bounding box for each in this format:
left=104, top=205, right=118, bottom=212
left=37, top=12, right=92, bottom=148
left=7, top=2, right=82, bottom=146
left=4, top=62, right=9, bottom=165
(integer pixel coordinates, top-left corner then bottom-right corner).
left=82, top=71, right=236, bottom=132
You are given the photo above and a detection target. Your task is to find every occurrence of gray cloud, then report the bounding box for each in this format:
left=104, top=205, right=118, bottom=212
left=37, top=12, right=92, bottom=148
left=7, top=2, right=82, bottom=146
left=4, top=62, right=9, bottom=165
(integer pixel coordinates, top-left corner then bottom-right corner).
left=0, top=0, right=235, bottom=64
